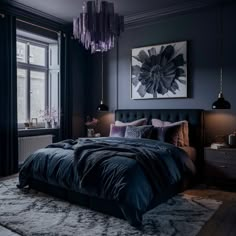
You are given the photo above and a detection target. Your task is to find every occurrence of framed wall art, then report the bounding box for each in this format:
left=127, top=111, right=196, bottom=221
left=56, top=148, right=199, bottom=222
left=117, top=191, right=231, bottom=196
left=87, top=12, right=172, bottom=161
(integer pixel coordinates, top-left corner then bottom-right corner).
left=131, top=41, right=187, bottom=99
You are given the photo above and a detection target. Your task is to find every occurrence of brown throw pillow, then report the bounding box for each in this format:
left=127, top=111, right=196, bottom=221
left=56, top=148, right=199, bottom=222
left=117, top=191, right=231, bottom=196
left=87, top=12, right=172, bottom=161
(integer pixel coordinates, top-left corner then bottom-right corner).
left=151, top=119, right=189, bottom=146
left=154, top=124, right=183, bottom=146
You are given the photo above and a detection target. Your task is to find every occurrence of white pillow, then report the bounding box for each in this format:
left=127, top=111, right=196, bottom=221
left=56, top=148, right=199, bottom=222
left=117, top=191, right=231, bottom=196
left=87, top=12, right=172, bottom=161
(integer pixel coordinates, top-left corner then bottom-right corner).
left=115, top=118, right=147, bottom=127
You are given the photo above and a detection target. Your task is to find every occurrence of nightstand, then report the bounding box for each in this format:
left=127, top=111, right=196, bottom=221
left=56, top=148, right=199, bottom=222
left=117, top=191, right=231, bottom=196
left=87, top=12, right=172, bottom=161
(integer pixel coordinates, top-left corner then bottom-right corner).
left=204, top=147, right=236, bottom=189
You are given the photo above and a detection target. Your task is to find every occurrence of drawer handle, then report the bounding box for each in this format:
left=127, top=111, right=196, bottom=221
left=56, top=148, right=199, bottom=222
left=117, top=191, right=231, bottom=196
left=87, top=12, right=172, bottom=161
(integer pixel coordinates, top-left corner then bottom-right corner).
left=219, top=165, right=227, bottom=168
left=225, top=155, right=231, bottom=159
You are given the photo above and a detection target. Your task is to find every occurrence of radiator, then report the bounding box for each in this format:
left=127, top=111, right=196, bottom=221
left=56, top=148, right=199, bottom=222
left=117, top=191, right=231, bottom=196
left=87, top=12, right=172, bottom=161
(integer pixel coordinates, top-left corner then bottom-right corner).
left=18, top=135, right=53, bottom=164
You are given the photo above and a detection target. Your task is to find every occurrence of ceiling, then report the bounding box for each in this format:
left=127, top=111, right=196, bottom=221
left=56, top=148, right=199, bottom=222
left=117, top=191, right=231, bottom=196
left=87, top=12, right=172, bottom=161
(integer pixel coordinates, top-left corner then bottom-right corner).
left=5, top=0, right=231, bottom=23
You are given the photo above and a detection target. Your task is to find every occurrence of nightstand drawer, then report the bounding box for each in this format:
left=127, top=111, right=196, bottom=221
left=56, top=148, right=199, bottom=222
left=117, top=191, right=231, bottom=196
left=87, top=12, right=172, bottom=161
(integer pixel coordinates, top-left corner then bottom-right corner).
left=205, top=149, right=236, bottom=166
left=204, top=148, right=236, bottom=189
left=205, top=160, right=236, bottom=179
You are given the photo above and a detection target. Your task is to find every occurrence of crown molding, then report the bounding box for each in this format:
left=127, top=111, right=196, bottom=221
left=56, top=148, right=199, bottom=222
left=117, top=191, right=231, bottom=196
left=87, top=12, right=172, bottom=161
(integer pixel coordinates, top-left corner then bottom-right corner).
left=124, top=1, right=220, bottom=29
left=1, top=0, right=67, bottom=26
left=1, top=0, right=234, bottom=30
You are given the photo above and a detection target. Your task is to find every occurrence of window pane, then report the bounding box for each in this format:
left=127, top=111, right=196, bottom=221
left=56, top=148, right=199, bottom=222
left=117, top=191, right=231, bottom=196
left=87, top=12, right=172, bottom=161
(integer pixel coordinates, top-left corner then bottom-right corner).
left=30, top=71, right=46, bottom=121
left=49, top=70, right=59, bottom=124
left=49, top=44, right=59, bottom=69
left=29, top=45, right=46, bottom=66
left=17, top=41, right=27, bottom=63
left=17, top=69, right=27, bottom=123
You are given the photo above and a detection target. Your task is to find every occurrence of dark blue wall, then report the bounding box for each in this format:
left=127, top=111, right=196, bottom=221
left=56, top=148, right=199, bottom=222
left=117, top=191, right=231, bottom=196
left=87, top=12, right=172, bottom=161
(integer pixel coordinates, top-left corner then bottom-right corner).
left=105, top=5, right=235, bottom=111
left=70, top=40, right=92, bottom=138
left=85, top=3, right=236, bottom=141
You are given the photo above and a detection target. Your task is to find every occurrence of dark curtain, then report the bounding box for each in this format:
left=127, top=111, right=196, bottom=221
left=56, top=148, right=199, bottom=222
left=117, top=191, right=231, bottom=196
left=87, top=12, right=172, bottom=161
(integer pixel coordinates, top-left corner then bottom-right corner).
left=0, top=14, right=18, bottom=176
left=59, top=32, right=72, bottom=140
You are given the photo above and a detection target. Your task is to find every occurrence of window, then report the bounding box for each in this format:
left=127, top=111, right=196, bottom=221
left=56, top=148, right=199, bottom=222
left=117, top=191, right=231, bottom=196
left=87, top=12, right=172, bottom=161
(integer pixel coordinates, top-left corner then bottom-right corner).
left=17, top=33, right=60, bottom=128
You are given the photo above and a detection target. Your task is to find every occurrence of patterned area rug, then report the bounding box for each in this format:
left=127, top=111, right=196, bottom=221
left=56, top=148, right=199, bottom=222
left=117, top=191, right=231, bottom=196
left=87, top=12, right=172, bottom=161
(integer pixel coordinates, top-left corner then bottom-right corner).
left=0, top=177, right=221, bottom=236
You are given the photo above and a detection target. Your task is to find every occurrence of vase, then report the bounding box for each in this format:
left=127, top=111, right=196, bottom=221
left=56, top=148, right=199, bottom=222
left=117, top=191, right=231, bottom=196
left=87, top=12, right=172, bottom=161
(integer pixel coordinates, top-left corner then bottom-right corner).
left=45, top=121, right=51, bottom=129
left=87, top=128, right=95, bottom=137
left=51, top=121, right=57, bottom=129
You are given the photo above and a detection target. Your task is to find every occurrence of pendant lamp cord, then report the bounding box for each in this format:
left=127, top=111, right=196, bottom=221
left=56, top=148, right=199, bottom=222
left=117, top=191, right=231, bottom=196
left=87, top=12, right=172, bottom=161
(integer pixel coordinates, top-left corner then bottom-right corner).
left=220, top=67, right=223, bottom=93
left=101, top=52, right=104, bottom=102
left=96, top=0, right=99, bottom=12
left=219, top=4, right=223, bottom=93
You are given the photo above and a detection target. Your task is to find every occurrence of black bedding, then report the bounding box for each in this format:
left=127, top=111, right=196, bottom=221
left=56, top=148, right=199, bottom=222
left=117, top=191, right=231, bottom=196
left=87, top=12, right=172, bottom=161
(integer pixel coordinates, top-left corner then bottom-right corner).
left=18, top=137, right=195, bottom=226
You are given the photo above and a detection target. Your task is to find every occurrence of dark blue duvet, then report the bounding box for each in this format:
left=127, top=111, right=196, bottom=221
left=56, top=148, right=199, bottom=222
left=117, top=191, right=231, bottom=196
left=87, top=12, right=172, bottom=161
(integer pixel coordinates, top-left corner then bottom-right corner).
left=18, top=137, right=195, bottom=226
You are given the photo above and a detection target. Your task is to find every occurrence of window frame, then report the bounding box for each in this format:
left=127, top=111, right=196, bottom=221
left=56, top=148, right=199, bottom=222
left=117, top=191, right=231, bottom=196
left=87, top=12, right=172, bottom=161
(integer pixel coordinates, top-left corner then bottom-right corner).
left=17, top=36, right=49, bottom=128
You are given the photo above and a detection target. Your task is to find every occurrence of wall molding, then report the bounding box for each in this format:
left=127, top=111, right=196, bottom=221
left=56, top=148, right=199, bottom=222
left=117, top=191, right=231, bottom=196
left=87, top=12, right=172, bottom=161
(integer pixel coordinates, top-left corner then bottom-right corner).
left=124, top=0, right=226, bottom=29
left=2, top=0, right=234, bottom=31
left=1, top=0, right=66, bottom=28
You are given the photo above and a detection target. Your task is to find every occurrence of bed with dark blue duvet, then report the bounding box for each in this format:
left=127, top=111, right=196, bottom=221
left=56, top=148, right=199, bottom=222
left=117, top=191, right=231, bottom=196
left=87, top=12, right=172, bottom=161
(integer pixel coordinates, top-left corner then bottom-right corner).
left=18, top=109, right=203, bottom=226
left=18, top=137, right=195, bottom=226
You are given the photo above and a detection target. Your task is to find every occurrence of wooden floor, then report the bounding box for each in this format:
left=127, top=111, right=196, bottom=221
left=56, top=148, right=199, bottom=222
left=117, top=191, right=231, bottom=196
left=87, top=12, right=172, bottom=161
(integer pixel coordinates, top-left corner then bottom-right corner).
left=1, top=176, right=236, bottom=236
left=186, top=186, right=236, bottom=236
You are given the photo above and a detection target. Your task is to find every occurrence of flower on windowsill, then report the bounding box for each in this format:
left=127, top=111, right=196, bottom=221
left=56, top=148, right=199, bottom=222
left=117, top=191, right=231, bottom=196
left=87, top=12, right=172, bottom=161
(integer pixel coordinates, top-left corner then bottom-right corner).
left=39, top=109, right=51, bottom=122
left=39, top=108, right=58, bottom=123
left=85, top=116, right=99, bottom=129
left=50, top=108, right=58, bottom=123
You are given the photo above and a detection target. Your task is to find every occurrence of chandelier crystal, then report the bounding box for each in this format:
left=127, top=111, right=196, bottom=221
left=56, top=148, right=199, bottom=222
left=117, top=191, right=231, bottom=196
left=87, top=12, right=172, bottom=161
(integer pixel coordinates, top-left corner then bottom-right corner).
left=73, top=0, right=124, bottom=53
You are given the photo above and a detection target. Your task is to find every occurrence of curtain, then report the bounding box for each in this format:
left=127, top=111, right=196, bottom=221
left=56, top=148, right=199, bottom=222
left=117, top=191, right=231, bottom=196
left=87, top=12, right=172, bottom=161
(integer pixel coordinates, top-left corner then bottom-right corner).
left=59, top=32, right=72, bottom=140
left=0, top=14, right=18, bottom=176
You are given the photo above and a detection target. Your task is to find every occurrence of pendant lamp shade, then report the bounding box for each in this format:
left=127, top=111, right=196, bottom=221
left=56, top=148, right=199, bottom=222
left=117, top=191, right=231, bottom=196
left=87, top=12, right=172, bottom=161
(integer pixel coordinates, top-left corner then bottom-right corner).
left=212, top=92, right=231, bottom=109
left=97, top=100, right=108, bottom=111
left=212, top=5, right=231, bottom=110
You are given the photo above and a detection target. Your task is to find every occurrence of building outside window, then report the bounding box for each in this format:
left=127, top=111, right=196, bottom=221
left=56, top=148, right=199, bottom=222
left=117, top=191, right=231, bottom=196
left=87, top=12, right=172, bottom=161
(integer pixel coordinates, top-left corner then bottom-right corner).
left=16, top=30, right=60, bottom=129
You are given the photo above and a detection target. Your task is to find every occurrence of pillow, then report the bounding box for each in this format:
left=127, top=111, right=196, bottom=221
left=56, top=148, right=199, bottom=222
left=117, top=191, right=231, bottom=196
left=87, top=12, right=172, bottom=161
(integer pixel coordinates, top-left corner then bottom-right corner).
left=151, top=119, right=171, bottom=127
left=115, top=118, right=147, bottom=127
left=180, top=146, right=197, bottom=162
left=151, top=119, right=189, bottom=146
left=125, top=125, right=153, bottom=139
left=109, top=124, right=127, bottom=137
left=154, top=124, right=183, bottom=146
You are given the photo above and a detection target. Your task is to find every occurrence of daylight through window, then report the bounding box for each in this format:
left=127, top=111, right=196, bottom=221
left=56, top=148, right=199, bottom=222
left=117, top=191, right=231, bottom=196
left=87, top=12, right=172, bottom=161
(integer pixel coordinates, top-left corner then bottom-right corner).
left=17, top=31, right=60, bottom=128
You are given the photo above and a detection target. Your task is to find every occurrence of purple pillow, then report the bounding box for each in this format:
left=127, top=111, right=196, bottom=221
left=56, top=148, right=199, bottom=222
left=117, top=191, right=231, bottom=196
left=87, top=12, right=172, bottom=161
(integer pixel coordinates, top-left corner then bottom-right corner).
left=109, top=124, right=127, bottom=137
left=125, top=125, right=153, bottom=139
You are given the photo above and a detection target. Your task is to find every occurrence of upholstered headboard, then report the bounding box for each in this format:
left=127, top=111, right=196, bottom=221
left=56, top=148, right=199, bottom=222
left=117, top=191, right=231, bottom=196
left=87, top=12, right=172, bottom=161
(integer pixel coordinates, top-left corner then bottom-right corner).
left=115, top=109, right=204, bottom=173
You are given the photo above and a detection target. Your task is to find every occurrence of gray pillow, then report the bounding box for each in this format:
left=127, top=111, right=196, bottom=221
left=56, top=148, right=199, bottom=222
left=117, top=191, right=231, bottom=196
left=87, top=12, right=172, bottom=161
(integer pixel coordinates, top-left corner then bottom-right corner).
left=125, top=125, right=153, bottom=139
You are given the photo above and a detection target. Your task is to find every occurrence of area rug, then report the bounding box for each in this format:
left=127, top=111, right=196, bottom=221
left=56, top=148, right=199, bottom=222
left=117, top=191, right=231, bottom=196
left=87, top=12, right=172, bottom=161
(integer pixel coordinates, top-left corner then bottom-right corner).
left=0, top=177, right=221, bottom=236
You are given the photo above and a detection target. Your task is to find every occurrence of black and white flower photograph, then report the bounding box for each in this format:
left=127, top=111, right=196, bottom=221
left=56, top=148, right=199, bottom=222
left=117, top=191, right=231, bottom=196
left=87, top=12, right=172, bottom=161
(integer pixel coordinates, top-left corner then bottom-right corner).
left=131, top=41, right=187, bottom=99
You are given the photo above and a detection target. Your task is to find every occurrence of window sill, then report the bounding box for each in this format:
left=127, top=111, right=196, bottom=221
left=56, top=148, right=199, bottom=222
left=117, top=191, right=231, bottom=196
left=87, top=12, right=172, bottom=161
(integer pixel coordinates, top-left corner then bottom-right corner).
left=18, top=127, right=59, bottom=137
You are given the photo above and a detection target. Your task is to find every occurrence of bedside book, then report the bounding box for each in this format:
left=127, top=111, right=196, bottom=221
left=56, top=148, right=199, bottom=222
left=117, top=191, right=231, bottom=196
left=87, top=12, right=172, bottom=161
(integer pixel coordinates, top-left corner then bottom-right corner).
left=210, top=143, right=229, bottom=149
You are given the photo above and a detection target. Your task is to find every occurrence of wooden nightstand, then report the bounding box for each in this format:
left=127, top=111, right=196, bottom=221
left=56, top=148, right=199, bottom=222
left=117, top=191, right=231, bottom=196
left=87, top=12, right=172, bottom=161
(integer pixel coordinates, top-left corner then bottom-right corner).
left=204, top=147, right=236, bottom=189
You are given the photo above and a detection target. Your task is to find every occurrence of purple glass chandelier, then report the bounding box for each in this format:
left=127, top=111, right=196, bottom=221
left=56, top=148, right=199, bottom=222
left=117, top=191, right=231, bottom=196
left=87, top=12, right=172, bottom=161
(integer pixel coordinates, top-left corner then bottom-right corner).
left=73, top=0, right=124, bottom=53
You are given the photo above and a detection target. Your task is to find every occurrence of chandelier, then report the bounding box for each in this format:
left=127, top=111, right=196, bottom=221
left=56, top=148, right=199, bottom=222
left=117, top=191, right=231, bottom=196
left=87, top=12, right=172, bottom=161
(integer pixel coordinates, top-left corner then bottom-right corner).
left=73, top=0, right=124, bottom=53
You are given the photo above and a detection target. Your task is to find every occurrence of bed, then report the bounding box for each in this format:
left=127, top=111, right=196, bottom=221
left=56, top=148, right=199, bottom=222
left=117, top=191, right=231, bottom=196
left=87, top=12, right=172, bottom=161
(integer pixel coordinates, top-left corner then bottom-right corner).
left=18, top=109, right=204, bottom=226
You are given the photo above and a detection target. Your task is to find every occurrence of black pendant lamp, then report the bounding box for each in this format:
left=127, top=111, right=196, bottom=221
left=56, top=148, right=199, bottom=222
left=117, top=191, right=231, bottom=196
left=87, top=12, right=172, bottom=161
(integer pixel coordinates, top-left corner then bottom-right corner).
left=212, top=5, right=231, bottom=110
left=212, top=69, right=231, bottom=109
left=97, top=53, right=109, bottom=111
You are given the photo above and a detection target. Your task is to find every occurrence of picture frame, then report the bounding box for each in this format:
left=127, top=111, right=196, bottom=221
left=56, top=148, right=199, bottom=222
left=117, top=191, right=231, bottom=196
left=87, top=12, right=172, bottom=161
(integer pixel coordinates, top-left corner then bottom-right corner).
left=131, top=41, right=187, bottom=99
